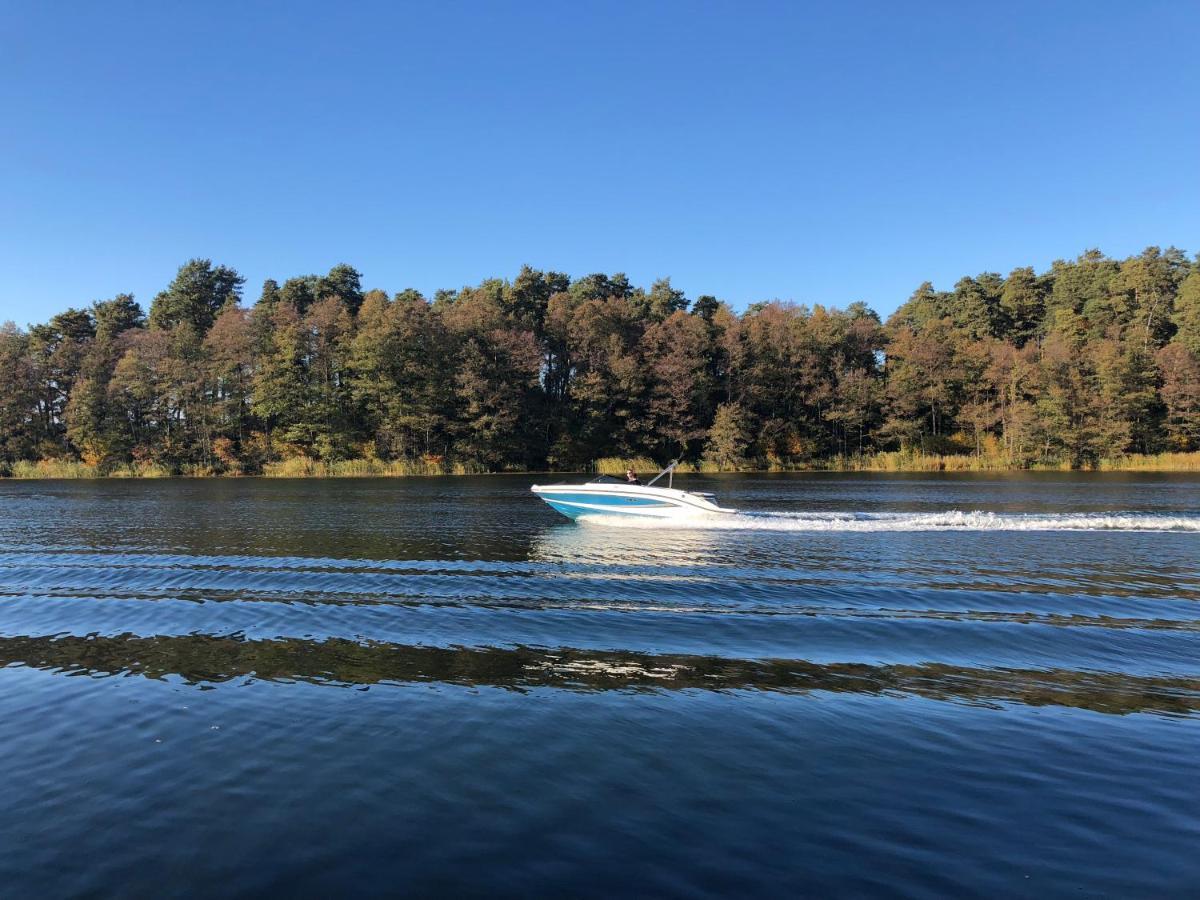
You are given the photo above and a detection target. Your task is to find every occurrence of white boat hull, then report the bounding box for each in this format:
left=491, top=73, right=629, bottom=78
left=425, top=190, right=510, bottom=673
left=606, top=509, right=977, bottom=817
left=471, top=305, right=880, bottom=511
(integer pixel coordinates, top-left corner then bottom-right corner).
left=530, top=482, right=736, bottom=521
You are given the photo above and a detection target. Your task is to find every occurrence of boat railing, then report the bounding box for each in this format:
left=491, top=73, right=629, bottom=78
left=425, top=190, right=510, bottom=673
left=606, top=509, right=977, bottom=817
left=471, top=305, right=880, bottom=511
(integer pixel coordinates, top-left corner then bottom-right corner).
left=586, top=461, right=681, bottom=488
left=645, top=460, right=679, bottom=489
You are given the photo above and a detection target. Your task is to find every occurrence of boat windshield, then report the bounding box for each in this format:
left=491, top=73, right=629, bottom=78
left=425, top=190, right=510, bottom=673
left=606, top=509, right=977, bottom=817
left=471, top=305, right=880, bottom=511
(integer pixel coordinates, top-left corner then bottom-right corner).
left=587, top=474, right=623, bottom=484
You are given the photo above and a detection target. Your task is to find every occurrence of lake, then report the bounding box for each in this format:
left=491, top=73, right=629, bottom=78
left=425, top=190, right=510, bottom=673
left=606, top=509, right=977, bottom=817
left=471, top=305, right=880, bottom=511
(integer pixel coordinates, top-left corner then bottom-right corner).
left=1, top=473, right=1198, bottom=897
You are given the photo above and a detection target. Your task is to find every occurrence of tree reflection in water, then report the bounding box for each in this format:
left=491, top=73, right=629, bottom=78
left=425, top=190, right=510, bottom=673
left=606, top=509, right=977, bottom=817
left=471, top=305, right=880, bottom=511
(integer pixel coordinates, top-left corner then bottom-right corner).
left=3, top=633, right=1196, bottom=717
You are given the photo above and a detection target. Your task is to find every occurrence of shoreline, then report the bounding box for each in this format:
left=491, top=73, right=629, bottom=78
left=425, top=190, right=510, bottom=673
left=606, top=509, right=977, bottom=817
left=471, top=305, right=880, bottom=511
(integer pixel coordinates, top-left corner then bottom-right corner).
left=5, top=451, right=1200, bottom=479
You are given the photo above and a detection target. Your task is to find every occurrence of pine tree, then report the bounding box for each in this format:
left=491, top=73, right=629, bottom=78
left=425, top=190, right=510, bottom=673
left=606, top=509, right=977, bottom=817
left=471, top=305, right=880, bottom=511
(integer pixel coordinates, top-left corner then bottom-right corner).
left=149, top=259, right=243, bottom=333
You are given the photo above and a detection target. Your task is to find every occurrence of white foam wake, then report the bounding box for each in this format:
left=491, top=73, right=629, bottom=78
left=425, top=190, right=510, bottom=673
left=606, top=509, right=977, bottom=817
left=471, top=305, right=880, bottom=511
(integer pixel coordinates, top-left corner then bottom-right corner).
left=577, top=510, right=1200, bottom=532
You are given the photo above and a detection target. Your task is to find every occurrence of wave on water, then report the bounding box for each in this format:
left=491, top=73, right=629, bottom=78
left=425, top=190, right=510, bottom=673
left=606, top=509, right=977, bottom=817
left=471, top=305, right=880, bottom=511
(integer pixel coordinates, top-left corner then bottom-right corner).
left=577, top=509, right=1200, bottom=532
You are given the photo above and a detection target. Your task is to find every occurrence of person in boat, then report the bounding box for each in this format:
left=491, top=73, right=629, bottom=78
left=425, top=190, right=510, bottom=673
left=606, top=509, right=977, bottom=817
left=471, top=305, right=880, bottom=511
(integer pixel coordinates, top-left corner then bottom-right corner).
left=625, top=468, right=641, bottom=485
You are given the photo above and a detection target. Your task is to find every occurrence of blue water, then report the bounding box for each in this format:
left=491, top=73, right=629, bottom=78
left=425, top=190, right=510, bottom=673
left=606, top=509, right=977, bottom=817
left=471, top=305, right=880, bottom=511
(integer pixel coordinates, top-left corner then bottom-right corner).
left=1, top=473, right=1197, bottom=897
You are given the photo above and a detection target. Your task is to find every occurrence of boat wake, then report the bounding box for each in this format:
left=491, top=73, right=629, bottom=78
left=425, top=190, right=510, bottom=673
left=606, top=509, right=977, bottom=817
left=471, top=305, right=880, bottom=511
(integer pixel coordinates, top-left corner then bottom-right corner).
left=577, top=509, right=1200, bottom=532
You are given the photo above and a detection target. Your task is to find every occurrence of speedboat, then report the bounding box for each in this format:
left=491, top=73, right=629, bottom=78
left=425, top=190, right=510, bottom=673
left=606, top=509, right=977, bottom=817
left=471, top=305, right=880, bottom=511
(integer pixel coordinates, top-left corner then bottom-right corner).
left=531, top=462, right=737, bottom=521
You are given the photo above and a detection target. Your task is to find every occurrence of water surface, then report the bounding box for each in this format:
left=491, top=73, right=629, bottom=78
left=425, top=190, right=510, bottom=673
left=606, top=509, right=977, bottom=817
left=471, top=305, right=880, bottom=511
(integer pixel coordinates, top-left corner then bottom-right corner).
left=1, top=473, right=1198, bottom=896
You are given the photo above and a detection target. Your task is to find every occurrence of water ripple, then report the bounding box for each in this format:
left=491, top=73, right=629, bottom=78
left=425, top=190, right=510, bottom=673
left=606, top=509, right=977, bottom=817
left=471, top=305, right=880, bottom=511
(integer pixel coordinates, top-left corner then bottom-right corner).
left=1, top=475, right=1198, bottom=896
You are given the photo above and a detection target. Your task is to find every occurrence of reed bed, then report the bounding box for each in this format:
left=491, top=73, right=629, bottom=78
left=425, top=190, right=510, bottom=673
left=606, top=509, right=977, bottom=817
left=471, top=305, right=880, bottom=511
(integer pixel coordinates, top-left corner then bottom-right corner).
left=108, top=462, right=173, bottom=478
left=592, top=457, right=710, bottom=475
left=261, top=457, right=486, bottom=477
left=1096, top=452, right=1200, bottom=471
left=811, top=451, right=1200, bottom=472
left=6, top=450, right=1200, bottom=478
left=831, top=451, right=1035, bottom=472
left=8, top=460, right=178, bottom=478
left=8, top=459, right=99, bottom=479
left=594, top=457, right=668, bottom=475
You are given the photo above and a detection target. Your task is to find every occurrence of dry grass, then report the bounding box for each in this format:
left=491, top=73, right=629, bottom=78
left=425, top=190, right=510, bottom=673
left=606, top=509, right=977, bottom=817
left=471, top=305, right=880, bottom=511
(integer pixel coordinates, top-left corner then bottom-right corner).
left=127, top=451, right=1200, bottom=478
left=841, top=451, right=1021, bottom=472
left=8, top=459, right=175, bottom=478
left=262, top=457, right=487, bottom=477
left=9, top=459, right=99, bottom=478
left=8, top=450, right=1200, bottom=478
left=592, top=456, right=707, bottom=475
left=593, top=456, right=662, bottom=475
left=812, top=450, right=1200, bottom=472
left=110, top=462, right=172, bottom=478
left=1097, top=452, right=1200, bottom=471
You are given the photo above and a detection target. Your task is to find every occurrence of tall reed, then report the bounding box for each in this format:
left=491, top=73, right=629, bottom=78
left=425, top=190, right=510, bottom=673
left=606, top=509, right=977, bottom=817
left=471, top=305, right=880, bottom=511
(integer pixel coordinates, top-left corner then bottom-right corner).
left=7, top=450, right=1200, bottom=478
left=9, top=459, right=98, bottom=478
left=592, top=457, right=703, bottom=475
left=1096, top=452, right=1200, bottom=471
left=261, top=457, right=489, bottom=477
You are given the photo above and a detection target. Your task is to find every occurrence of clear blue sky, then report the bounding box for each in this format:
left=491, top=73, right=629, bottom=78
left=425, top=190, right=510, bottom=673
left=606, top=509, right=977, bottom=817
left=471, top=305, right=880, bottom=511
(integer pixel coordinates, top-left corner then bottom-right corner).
left=2, top=0, right=1197, bottom=326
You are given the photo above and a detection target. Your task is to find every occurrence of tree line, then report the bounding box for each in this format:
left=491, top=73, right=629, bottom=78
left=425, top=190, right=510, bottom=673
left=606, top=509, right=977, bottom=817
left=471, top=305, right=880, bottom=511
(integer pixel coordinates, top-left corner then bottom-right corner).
left=2, top=247, right=1199, bottom=475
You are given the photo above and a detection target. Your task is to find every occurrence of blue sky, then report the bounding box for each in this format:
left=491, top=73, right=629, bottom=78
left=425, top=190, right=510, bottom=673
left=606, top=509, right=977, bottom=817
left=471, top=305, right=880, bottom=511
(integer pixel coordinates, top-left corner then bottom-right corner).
left=1, top=0, right=1197, bottom=326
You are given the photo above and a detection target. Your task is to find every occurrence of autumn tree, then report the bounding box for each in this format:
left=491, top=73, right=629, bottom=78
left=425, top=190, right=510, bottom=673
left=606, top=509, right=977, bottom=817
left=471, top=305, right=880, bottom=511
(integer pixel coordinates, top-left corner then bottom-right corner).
left=5, top=249, right=1200, bottom=475
left=1157, top=343, right=1200, bottom=450
left=350, top=290, right=453, bottom=461
left=203, top=302, right=255, bottom=468
left=440, top=287, right=543, bottom=469
left=703, top=402, right=752, bottom=470
left=107, top=329, right=172, bottom=461
left=636, top=310, right=713, bottom=458
left=251, top=301, right=308, bottom=454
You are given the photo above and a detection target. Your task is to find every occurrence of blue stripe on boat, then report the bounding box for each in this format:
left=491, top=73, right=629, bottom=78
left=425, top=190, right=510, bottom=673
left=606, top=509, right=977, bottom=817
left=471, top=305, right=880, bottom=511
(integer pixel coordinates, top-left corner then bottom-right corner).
left=539, top=492, right=674, bottom=508
left=543, top=500, right=673, bottom=520
left=535, top=490, right=683, bottom=520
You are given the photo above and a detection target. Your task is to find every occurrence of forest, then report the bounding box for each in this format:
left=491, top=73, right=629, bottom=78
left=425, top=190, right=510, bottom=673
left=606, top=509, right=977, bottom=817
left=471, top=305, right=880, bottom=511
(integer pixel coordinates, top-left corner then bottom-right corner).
left=2, top=247, right=1199, bottom=476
